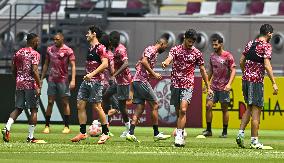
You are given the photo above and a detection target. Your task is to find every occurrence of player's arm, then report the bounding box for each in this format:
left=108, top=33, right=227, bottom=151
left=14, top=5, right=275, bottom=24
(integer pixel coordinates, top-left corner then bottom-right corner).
left=207, top=59, right=213, bottom=82
left=161, top=55, right=173, bottom=69
left=200, top=65, right=212, bottom=95
left=32, top=64, right=41, bottom=96
left=84, top=58, right=108, bottom=81
left=40, top=56, right=49, bottom=81
left=239, top=54, right=246, bottom=74
left=113, top=59, right=128, bottom=77
left=70, top=60, right=76, bottom=89
left=264, top=58, right=278, bottom=95
left=141, top=56, right=161, bottom=79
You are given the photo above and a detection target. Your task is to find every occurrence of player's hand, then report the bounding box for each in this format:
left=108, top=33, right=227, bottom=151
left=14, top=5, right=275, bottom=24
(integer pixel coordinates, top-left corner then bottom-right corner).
left=272, top=83, right=278, bottom=95
left=83, top=73, right=92, bottom=81
left=207, top=88, right=213, bottom=96
left=224, top=84, right=231, bottom=92
left=154, top=72, right=162, bottom=80
left=69, top=80, right=75, bottom=90
left=36, top=88, right=41, bottom=97
left=161, top=61, right=167, bottom=69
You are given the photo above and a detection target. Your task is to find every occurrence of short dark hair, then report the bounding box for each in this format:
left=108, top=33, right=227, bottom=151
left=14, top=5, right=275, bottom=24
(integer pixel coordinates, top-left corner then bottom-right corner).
left=260, top=24, right=273, bottom=36
left=26, top=33, right=38, bottom=43
left=109, top=31, right=120, bottom=48
left=211, top=34, right=223, bottom=43
left=89, top=25, right=103, bottom=39
left=99, top=33, right=110, bottom=50
left=184, top=29, right=197, bottom=41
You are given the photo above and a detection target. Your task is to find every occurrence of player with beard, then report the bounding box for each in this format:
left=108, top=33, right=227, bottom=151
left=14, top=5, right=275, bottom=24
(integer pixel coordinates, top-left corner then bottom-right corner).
left=202, top=34, right=236, bottom=138
left=126, top=35, right=171, bottom=142
left=236, top=24, right=278, bottom=149
left=162, top=29, right=213, bottom=147
left=2, top=33, right=42, bottom=143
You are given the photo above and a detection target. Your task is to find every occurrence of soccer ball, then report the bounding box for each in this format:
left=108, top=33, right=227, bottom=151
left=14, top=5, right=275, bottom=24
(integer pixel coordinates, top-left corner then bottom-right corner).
left=172, top=128, right=188, bottom=137
left=89, top=120, right=102, bottom=137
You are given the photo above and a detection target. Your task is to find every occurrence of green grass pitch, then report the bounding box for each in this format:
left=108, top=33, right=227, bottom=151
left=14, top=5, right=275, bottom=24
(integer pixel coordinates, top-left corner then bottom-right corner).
left=1, top=124, right=284, bottom=163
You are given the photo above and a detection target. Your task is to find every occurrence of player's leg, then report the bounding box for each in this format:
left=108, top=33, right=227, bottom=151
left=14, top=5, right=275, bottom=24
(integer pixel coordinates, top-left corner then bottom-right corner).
left=250, top=105, right=263, bottom=149
left=43, top=82, right=56, bottom=133
left=219, top=91, right=230, bottom=138
left=203, top=93, right=214, bottom=137
left=59, top=82, right=72, bottom=133
left=117, top=84, right=131, bottom=137
left=71, top=81, right=89, bottom=142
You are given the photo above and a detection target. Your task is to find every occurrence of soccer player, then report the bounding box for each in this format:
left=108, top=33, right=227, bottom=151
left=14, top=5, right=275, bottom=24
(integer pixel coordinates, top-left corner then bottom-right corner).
left=104, top=31, right=132, bottom=137
left=71, top=25, right=110, bottom=144
left=99, top=34, right=119, bottom=126
left=202, top=34, right=236, bottom=138
left=162, top=29, right=212, bottom=147
left=236, top=24, right=278, bottom=149
left=2, top=33, right=42, bottom=143
left=126, top=36, right=171, bottom=142
left=41, top=33, right=76, bottom=134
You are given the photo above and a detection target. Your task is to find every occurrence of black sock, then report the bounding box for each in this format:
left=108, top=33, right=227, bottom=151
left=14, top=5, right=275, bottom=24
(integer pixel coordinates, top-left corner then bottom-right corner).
left=223, top=125, right=228, bottom=134
left=101, top=124, right=109, bottom=135
left=80, top=124, right=86, bottom=134
left=45, top=116, right=51, bottom=127
left=153, top=125, right=159, bottom=136
left=64, top=115, right=70, bottom=128
left=129, top=124, right=135, bottom=135
left=206, top=122, right=211, bottom=132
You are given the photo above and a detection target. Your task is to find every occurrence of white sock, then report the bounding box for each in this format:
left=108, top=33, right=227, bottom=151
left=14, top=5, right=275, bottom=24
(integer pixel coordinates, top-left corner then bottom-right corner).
left=238, top=130, right=244, bottom=136
left=28, top=125, right=36, bottom=139
left=251, top=137, right=258, bottom=144
left=176, top=129, right=184, bottom=137
left=125, top=121, right=130, bottom=130
left=5, top=118, right=14, bottom=131
left=105, top=115, right=109, bottom=123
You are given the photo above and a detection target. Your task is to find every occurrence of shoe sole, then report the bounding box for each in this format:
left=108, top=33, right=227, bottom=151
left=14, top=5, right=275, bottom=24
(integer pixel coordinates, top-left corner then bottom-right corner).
left=2, top=130, right=9, bottom=142
left=154, top=136, right=171, bottom=142
left=71, top=137, right=87, bottom=142
left=98, top=137, right=110, bottom=144
left=236, top=138, right=245, bottom=148
left=174, top=143, right=185, bottom=147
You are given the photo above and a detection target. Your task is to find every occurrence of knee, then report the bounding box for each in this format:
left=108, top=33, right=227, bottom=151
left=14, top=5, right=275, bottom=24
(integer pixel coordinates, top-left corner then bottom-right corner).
left=48, top=99, right=54, bottom=106
left=77, top=102, right=84, bottom=111
left=179, top=107, right=187, bottom=115
left=206, top=103, right=213, bottom=111
left=16, top=108, right=23, bottom=114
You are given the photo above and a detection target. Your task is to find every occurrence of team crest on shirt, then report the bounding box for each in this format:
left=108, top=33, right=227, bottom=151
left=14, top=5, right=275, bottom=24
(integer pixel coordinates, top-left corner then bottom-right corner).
left=59, top=53, right=65, bottom=57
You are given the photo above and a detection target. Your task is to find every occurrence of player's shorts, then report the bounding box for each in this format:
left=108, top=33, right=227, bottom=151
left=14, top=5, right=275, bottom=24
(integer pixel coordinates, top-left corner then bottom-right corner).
left=15, top=89, right=39, bottom=109
left=104, top=83, right=131, bottom=101
left=207, top=90, right=230, bottom=103
left=242, top=80, right=264, bottom=107
left=47, top=81, right=70, bottom=97
left=132, top=81, right=158, bottom=104
left=170, top=86, right=193, bottom=108
left=77, top=80, right=103, bottom=103
left=102, top=84, right=119, bottom=111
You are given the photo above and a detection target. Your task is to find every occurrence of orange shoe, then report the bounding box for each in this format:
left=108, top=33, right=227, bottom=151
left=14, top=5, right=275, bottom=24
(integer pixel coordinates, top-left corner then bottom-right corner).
left=2, top=128, right=10, bottom=142
left=97, top=133, right=110, bottom=144
left=70, top=133, right=88, bottom=142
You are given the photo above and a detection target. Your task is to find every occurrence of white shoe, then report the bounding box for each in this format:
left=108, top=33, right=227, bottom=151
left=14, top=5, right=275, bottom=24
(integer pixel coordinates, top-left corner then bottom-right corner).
left=120, top=130, right=128, bottom=138
left=174, top=135, right=185, bottom=147
left=250, top=142, right=263, bottom=149
left=173, top=128, right=188, bottom=137
left=154, top=132, right=171, bottom=141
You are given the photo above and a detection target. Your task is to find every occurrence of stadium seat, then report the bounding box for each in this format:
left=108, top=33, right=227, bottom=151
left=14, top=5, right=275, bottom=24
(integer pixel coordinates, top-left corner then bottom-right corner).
left=230, top=1, right=247, bottom=15
left=248, top=0, right=264, bottom=15
left=181, top=2, right=201, bottom=15
left=278, top=0, right=284, bottom=15
left=194, top=1, right=217, bottom=15
left=43, top=0, right=60, bottom=14
left=127, top=0, right=143, bottom=9
left=261, top=2, right=279, bottom=16
left=215, top=1, right=231, bottom=15
left=111, top=0, right=127, bottom=9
